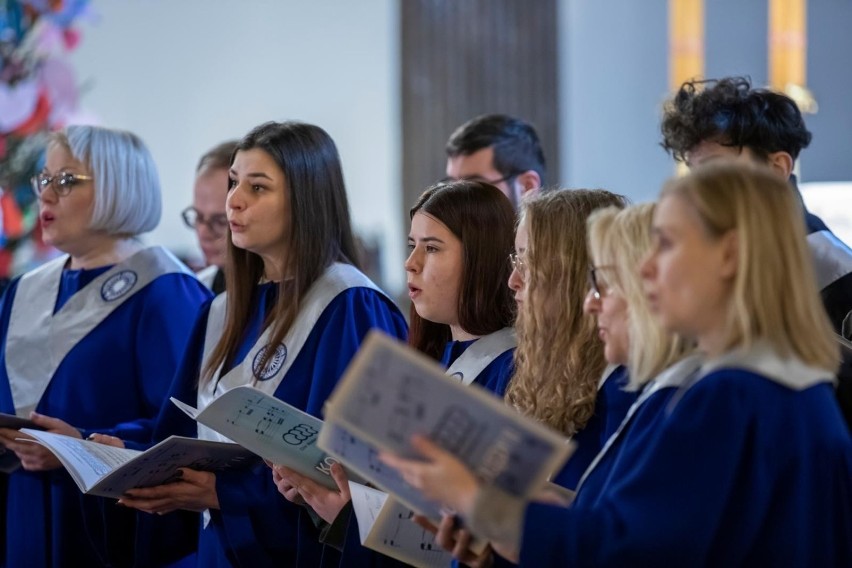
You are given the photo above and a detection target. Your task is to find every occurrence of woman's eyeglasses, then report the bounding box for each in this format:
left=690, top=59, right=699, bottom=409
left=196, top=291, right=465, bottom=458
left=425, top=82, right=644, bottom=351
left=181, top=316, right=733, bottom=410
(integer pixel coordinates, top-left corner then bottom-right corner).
left=509, top=251, right=526, bottom=277
left=30, top=172, right=93, bottom=198
left=181, top=207, right=229, bottom=236
left=588, top=265, right=616, bottom=299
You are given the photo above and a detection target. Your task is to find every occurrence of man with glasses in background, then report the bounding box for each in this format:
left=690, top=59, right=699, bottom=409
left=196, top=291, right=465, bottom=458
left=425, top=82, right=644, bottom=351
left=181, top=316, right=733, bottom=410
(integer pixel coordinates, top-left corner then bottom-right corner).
left=444, top=113, right=547, bottom=208
left=181, top=140, right=236, bottom=294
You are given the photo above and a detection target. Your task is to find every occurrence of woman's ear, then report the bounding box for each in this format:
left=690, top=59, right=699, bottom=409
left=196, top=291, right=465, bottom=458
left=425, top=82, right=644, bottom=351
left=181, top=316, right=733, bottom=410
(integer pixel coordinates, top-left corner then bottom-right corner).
left=719, top=229, right=739, bottom=280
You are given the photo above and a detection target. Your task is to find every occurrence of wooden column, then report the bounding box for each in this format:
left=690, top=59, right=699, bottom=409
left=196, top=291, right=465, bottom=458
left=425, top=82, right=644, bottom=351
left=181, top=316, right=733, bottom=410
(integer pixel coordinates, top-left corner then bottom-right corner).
left=400, top=0, right=559, bottom=215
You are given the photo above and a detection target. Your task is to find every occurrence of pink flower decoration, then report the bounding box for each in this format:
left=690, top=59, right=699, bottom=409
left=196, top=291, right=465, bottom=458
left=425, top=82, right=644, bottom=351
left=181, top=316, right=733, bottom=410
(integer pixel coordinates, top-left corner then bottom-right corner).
left=62, top=28, right=81, bottom=50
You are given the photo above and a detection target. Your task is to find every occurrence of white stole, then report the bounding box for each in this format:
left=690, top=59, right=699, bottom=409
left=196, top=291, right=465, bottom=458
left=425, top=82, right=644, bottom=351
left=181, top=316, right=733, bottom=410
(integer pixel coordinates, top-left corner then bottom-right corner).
left=4, top=247, right=192, bottom=417
left=445, top=327, right=516, bottom=386
left=196, top=263, right=384, bottom=443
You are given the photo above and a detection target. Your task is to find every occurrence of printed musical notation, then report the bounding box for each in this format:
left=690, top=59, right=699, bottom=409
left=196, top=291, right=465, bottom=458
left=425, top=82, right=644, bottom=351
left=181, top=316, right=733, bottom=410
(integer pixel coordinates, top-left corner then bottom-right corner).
left=349, top=483, right=452, bottom=568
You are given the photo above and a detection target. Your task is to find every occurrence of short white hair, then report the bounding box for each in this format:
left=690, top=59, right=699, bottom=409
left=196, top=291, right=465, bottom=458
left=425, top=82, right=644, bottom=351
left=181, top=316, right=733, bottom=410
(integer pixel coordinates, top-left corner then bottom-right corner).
left=52, top=125, right=161, bottom=236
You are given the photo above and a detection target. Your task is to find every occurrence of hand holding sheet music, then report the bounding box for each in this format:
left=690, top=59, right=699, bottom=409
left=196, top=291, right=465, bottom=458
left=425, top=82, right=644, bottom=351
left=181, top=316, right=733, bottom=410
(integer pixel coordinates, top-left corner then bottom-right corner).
left=319, top=330, right=573, bottom=523
left=19, top=429, right=257, bottom=498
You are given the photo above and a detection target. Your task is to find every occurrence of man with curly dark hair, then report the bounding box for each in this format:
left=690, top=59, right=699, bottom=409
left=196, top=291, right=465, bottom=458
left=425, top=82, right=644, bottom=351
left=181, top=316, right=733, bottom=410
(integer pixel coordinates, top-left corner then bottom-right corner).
left=661, top=76, right=852, bottom=430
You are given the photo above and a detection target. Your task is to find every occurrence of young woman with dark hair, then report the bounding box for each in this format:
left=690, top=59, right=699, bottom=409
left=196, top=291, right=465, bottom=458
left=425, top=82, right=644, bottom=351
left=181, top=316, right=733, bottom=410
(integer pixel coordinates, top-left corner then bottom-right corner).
left=406, top=180, right=517, bottom=392
left=272, top=179, right=517, bottom=568
left=102, top=121, right=407, bottom=567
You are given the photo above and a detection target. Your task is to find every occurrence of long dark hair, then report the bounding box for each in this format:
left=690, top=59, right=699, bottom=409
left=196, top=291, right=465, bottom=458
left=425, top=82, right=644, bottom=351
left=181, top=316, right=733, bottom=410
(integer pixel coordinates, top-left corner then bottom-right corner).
left=408, top=180, right=516, bottom=361
left=203, top=121, right=360, bottom=381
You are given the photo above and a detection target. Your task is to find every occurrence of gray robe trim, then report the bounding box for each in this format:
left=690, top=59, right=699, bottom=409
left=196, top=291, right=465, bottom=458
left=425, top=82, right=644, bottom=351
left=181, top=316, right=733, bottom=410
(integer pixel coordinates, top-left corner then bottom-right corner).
left=698, top=341, right=836, bottom=390
left=196, top=263, right=384, bottom=443
left=808, top=230, right=852, bottom=291
left=445, top=327, right=516, bottom=386
left=5, top=246, right=191, bottom=416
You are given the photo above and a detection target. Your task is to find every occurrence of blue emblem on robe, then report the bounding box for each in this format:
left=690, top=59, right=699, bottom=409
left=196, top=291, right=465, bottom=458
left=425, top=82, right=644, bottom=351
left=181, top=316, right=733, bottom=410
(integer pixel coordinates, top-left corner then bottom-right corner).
left=252, top=343, right=288, bottom=380
left=100, top=270, right=138, bottom=301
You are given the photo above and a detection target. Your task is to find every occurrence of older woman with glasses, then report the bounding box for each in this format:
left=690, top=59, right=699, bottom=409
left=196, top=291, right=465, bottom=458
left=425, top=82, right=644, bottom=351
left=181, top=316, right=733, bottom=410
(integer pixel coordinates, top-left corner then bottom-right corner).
left=181, top=140, right=238, bottom=294
left=0, top=125, right=211, bottom=567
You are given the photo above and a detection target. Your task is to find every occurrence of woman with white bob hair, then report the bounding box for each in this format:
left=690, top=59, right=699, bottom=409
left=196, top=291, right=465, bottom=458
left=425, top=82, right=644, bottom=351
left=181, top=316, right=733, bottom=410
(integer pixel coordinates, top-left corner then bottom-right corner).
left=0, top=125, right=211, bottom=567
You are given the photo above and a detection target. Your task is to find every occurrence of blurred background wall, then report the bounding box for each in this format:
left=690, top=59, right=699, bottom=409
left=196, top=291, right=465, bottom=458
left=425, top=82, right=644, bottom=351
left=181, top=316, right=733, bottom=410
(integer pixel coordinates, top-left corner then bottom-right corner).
left=20, top=0, right=850, bottom=292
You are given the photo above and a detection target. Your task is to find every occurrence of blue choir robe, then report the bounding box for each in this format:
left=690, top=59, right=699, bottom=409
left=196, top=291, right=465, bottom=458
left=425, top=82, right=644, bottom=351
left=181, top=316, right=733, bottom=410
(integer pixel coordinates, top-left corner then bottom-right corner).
left=333, top=335, right=516, bottom=568
left=552, top=365, right=636, bottom=491
left=519, top=346, right=852, bottom=567
left=0, top=265, right=211, bottom=567
left=136, top=281, right=407, bottom=568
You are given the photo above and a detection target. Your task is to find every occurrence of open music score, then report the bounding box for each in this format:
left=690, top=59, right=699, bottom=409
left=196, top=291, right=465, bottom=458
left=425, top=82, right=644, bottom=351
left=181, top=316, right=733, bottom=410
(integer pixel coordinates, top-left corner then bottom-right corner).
left=171, top=387, right=353, bottom=489
left=19, top=429, right=256, bottom=498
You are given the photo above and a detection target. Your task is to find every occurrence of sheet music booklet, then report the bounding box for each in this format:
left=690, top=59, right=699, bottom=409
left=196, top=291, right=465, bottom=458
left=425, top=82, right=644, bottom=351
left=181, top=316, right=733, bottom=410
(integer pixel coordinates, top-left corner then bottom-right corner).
left=19, top=429, right=256, bottom=498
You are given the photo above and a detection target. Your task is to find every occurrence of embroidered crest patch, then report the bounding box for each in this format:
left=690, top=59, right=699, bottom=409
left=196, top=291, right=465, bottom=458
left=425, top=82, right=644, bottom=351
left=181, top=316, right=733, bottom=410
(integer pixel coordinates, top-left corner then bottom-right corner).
left=252, top=343, right=288, bottom=381
left=100, top=270, right=138, bottom=302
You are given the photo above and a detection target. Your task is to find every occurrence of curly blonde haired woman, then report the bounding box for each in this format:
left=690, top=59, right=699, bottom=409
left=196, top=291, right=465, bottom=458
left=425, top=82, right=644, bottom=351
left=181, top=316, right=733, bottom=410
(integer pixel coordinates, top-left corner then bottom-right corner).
left=505, top=188, right=634, bottom=490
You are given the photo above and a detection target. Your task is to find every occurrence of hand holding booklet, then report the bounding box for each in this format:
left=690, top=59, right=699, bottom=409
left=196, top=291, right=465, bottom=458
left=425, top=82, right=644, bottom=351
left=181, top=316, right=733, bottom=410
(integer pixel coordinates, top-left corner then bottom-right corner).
left=19, top=429, right=257, bottom=498
left=318, top=331, right=573, bottom=552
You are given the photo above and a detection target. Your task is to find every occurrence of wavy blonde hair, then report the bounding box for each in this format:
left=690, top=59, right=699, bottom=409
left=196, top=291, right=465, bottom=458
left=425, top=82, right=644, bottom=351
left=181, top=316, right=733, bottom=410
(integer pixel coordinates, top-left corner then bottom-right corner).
left=587, top=204, right=691, bottom=389
left=506, top=189, right=627, bottom=436
left=662, top=162, right=837, bottom=370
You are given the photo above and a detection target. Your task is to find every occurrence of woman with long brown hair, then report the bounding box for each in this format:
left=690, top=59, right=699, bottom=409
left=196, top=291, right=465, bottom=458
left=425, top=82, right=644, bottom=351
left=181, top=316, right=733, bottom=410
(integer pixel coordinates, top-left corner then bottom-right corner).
left=113, top=121, right=407, bottom=567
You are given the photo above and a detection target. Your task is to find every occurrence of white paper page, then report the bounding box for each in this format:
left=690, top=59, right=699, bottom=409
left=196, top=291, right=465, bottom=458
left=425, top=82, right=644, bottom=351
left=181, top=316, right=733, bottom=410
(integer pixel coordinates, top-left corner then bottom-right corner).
left=169, top=397, right=199, bottom=419
left=349, top=482, right=388, bottom=543
left=19, top=429, right=140, bottom=492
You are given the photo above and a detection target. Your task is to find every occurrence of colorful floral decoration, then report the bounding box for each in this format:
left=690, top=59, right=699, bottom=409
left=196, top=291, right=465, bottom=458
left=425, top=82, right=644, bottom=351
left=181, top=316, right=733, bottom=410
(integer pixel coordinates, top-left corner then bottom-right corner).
left=0, top=0, right=92, bottom=281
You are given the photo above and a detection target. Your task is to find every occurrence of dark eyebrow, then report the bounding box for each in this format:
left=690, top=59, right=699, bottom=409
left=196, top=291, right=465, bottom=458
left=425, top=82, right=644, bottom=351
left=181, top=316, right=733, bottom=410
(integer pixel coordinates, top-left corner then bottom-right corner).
left=408, top=236, right=446, bottom=244
left=228, top=170, right=274, bottom=181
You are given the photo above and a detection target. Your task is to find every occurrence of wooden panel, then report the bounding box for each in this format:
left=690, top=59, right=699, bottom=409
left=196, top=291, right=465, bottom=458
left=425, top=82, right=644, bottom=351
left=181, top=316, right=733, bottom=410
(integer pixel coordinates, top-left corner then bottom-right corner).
left=401, top=0, right=560, bottom=216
